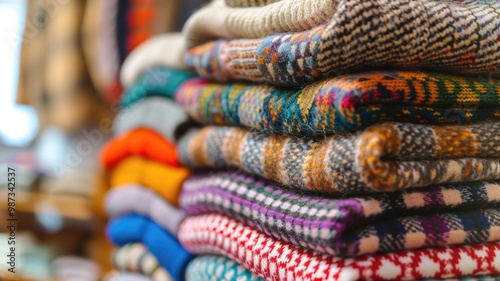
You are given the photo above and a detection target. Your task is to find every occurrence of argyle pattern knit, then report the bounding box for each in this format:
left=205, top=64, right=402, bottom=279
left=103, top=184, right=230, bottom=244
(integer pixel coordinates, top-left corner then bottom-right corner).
left=186, top=0, right=500, bottom=86
left=175, top=72, right=500, bottom=136
left=113, top=243, right=172, bottom=281
left=120, top=67, right=196, bottom=108
left=178, top=122, right=500, bottom=193
left=179, top=214, right=500, bottom=281
left=182, top=172, right=500, bottom=255
left=186, top=256, right=263, bottom=281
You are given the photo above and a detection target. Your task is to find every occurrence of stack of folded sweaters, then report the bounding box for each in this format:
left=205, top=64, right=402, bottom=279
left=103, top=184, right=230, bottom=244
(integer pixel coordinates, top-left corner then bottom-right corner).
left=102, top=0, right=500, bottom=280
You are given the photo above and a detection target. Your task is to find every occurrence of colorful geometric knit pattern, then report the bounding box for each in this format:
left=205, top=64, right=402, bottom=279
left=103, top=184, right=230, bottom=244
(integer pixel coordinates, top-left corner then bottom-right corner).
left=186, top=0, right=500, bottom=86
left=174, top=72, right=500, bottom=135
left=178, top=122, right=500, bottom=193
left=186, top=255, right=263, bottom=281
left=179, top=214, right=500, bottom=281
left=113, top=243, right=172, bottom=281
left=120, top=66, right=196, bottom=108
left=225, top=0, right=281, bottom=7
left=182, top=172, right=500, bottom=255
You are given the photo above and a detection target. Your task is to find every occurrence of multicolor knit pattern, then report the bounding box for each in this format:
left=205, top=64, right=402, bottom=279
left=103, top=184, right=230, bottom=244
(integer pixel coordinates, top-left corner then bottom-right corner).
left=186, top=0, right=500, bottom=86
left=179, top=214, right=500, bottom=281
left=182, top=172, right=500, bottom=255
left=178, top=122, right=500, bottom=193
left=174, top=72, right=500, bottom=135
left=186, top=256, right=263, bottom=281
left=120, top=66, right=196, bottom=108
left=113, top=243, right=172, bottom=281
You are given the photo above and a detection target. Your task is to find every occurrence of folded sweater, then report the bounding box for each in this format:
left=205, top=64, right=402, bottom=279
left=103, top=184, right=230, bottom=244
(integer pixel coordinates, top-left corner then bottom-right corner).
left=106, top=185, right=186, bottom=236
left=107, top=214, right=193, bottom=281
left=186, top=0, right=500, bottom=86
left=179, top=214, right=500, bottom=281
left=109, top=157, right=191, bottom=206
left=186, top=255, right=263, bottom=281
left=182, top=172, right=500, bottom=256
left=113, top=97, right=188, bottom=144
left=178, top=122, right=500, bottom=193
left=113, top=243, right=172, bottom=281
left=175, top=72, right=500, bottom=136
left=101, top=128, right=181, bottom=169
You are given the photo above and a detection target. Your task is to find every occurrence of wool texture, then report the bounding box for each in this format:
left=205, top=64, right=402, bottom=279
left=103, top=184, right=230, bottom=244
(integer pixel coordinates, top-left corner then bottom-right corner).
left=113, top=243, right=172, bottom=281
left=186, top=0, right=500, bottom=86
left=179, top=214, right=500, bottom=281
left=121, top=67, right=196, bottom=108
left=186, top=255, right=263, bottom=281
left=182, top=172, right=500, bottom=255
left=121, top=33, right=188, bottom=88
left=182, top=0, right=338, bottom=48
left=225, top=0, right=282, bottom=7
left=113, top=97, right=188, bottom=144
left=101, top=128, right=181, bottom=169
left=109, top=156, right=191, bottom=206
left=106, top=184, right=185, bottom=236
left=178, top=122, right=500, bottom=193
left=174, top=72, right=500, bottom=136
left=107, top=214, right=193, bottom=281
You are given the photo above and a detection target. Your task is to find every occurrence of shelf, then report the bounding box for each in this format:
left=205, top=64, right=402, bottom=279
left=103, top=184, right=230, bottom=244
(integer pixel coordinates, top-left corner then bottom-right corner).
left=0, top=190, right=94, bottom=222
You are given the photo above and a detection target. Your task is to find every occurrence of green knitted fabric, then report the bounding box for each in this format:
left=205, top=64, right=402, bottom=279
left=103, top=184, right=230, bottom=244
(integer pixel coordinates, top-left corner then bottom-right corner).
left=175, top=71, right=500, bottom=136
left=186, top=0, right=500, bottom=86
left=120, top=67, right=196, bottom=108
left=178, top=122, right=500, bottom=193
left=186, top=256, right=263, bottom=281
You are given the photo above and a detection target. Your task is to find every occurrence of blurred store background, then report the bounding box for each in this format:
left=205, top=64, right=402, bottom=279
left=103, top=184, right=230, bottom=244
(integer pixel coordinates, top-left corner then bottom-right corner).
left=0, top=0, right=205, bottom=280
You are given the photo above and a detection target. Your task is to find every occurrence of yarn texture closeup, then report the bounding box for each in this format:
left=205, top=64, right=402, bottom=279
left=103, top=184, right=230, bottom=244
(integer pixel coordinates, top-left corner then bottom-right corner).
left=186, top=0, right=500, bottom=86
left=175, top=72, right=500, bottom=136
left=178, top=122, right=500, bottom=193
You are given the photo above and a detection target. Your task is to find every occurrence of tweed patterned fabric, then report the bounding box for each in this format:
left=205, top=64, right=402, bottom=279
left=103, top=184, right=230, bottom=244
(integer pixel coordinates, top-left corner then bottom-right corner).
left=175, top=73, right=500, bottom=136
left=178, top=122, right=500, bottom=193
left=186, top=256, right=263, bottom=281
left=113, top=243, right=172, bottom=281
left=179, top=214, right=500, bottom=281
left=120, top=67, right=196, bottom=108
left=186, top=0, right=500, bottom=86
left=182, top=172, right=500, bottom=255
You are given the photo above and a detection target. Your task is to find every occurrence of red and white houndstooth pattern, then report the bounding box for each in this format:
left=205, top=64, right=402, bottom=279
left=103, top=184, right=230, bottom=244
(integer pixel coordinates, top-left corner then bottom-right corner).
left=178, top=214, right=500, bottom=281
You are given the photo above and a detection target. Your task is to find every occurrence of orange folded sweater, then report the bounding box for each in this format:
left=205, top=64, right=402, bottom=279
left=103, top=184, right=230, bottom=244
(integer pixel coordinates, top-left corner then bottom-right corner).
left=108, top=157, right=190, bottom=206
left=101, top=128, right=181, bottom=169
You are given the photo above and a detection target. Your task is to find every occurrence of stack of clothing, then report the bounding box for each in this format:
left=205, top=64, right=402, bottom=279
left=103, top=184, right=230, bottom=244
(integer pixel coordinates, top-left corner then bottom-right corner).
left=101, top=0, right=500, bottom=280
left=101, top=33, right=196, bottom=281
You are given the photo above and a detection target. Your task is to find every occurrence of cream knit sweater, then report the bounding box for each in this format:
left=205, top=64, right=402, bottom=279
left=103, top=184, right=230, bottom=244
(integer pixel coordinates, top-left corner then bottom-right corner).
left=183, top=0, right=340, bottom=47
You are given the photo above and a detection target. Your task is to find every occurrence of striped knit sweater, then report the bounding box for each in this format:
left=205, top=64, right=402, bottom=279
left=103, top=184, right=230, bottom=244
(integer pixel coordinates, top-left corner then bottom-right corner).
left=178, top=122, right=500, bottom=193
left=186, top=0, right=500, bottom=86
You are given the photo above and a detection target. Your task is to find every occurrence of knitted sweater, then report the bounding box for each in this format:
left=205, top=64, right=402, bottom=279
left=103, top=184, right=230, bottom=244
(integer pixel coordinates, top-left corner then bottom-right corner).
left=113, top=97, right=188, bottom=144
left=225, top=0, right=282, bottom=7
left=179, top=214, right=500, bottom=281
left=175, top=72, right=500, bottom=136
left=113, top=243, right=172, bottom=281
left=121, top=33, right=188, bottom=88
left=109, top=157, right=191, bottom=206
left=186, top=0, right=500, bottom=86
left=107, top=214, right=193, bottom=281
left=186, top=256, right=263, bottom=281
left=120, top=67, right=196, bottom=108
left=182, top=172, right=500, bottom=256
left=106, top=185, right=186, bottom=236
left=183, top=0, right=338, bottom=47
left=178, top=122, right=500, bottom=193
left=101, top=128, right=181, bottom=169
